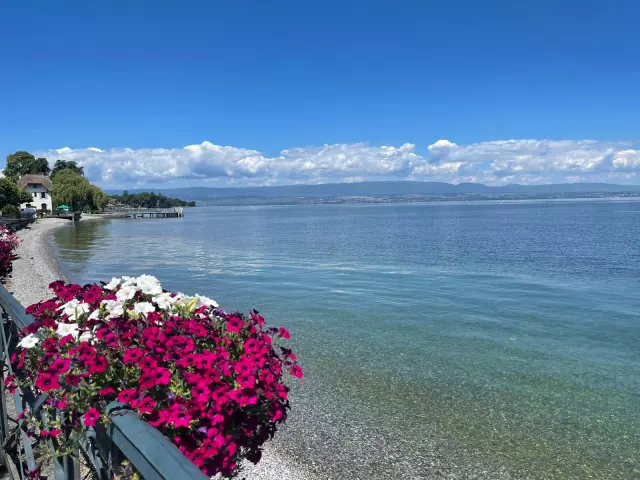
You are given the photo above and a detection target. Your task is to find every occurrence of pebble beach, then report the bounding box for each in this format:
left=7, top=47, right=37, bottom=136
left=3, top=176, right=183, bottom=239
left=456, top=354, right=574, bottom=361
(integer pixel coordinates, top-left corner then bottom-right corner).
left=6, top=218, right=319, bottom=480
left=8, top=218, right=68, bottom=306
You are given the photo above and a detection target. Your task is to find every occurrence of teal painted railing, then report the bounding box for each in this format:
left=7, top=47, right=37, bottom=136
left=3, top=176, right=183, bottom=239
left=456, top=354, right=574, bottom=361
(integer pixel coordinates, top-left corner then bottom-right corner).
left=0, top=283, right=208, bottom=480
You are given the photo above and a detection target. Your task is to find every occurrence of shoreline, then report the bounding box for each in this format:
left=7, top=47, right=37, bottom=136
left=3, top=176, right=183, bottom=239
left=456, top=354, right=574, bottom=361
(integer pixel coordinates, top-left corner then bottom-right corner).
left=6, top=218, right=318, bottom=480
left=7, top=218, right=70, bottom=306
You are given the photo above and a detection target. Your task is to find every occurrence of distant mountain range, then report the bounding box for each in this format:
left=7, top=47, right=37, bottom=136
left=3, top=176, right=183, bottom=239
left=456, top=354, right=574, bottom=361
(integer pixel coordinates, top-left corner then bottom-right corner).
left=108, top=181, right=640, bottom=202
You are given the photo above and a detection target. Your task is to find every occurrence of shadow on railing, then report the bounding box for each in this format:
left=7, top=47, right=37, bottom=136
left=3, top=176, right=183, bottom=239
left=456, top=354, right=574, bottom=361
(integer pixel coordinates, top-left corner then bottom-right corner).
left=0, top=283, right=208, bottom=480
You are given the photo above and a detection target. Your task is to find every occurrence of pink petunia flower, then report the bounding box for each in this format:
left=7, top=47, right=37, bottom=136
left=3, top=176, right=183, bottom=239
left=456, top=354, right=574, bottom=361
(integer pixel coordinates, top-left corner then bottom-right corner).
left=132, top=396, right=156, bottom=414
left=123, top=348, right=145, bottom=365
left=237, top=374, right=256, bottom=389
left=64, top=373, right=83, bottom=386
left=139, top=356, right=158, bottom=371
left=117, top=388, right=138, bottom=404
left=35, top=373, right=60, bottom=392
left=88, top=356, right=108, bottom=374
left=278, top=327, right=291, bottom=339
left=83, top=408, right=100, bottom=427
left=49, top=358, right=71, bottom=374
left=226, top=316, right=243, bottom=334
left=290, top=365, right=303, bottom=379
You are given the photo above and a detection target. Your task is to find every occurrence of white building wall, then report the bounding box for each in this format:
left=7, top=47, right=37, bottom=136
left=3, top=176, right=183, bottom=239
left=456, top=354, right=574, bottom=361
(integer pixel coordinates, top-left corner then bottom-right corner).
left=19, top=183, right=53, bottom=212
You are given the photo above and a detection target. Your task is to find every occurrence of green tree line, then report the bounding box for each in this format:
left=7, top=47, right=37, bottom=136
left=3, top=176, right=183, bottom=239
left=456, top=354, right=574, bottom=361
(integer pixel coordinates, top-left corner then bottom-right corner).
left=110, top=191, right=196, bottom=208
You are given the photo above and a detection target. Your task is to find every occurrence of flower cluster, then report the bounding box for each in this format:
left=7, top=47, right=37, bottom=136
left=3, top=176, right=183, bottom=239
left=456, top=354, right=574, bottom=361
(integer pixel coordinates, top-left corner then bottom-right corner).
left=9, top=275, right=302, bottom=478
left=0, top=225, right=20, bottom=278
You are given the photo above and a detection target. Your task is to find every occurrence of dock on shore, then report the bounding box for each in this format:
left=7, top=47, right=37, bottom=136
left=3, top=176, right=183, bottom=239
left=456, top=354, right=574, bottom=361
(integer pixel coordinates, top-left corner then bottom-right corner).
left=101, top=207, right=185, bottom=219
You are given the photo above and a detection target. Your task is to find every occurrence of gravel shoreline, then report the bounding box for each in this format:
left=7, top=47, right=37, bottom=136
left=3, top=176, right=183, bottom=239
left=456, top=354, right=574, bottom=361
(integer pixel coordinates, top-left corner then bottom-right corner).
left=7, top=218, right=69, bottom=305
left=5, top=218, right=319, bottom=480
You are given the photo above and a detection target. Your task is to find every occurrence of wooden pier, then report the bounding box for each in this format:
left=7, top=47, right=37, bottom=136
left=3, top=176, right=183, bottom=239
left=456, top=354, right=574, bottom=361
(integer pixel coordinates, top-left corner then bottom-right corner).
left=108, top=207, right=185, bottom=219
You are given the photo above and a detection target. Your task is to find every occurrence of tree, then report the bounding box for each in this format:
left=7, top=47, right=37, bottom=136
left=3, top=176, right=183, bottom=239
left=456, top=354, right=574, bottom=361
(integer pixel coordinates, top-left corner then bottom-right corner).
left=31, top=157, right=51, bottom=175
left=0, top=178, right=32, bottom=217
left=52, top=160, right=84, bottom=178
left=88, top=185, right=109, bottom=211
left=52, top=170, right=91, bottom=211
left=4, top=151, right=36, bottom=182
left=3, top=152, right=51, bottom=181
left=52, top=169, right=108, bottom=212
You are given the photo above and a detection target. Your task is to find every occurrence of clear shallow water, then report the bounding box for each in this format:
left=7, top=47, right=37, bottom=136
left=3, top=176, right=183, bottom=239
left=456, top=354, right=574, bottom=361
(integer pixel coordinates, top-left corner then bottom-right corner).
left=52, top=201, right=640, bottom=479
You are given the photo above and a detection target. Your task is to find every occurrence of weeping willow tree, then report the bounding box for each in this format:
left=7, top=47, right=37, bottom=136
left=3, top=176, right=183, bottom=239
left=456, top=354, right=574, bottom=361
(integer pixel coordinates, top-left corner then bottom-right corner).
left=88, top=185, right=109, bottom=211
left=52, top=169, right=109, bottom=212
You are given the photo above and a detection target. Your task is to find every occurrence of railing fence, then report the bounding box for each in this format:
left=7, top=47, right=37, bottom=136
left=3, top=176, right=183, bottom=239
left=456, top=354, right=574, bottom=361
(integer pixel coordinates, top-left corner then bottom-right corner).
left=0, top=283, right=207, bottom=480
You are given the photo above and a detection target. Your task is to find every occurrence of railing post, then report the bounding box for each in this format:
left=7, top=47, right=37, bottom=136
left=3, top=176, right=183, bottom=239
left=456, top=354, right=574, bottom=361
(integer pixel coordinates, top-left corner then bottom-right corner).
left=0, top=308, right=9, bottom=470
left=52, top=451, right=80, bottom=480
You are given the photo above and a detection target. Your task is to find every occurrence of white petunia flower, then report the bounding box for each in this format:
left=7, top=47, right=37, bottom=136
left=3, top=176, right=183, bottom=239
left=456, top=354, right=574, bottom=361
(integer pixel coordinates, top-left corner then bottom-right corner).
left=152, top=292, right=177, bottom=310
left=174, top=294, right=206, bottom=313
left=88, top=309, right=100, bottom=320
left=56, top=323, right=80, bottom=339
left=101, top=299, right=125, bottom=318
left=109, top=304, right=125, bottom=318
left=133, top=302, right=156, bottom=315
left=195, top=294, right=218, bottom=309
left=18, top=334, right=40, bottom=349
left=105, top=277, right=121, bottom=290
left=116, top=285, right=138, bottom=301
left=120, top=276, right=136, bottom=287
left=60, top=299, right=91, bottom=321
left=135, top=275, right=162, bottom=295
left=79, top=331, right=93, bottom=343
left=175, top=293, right=192, bottom=304
left=101, top=299, right=118, bottom=311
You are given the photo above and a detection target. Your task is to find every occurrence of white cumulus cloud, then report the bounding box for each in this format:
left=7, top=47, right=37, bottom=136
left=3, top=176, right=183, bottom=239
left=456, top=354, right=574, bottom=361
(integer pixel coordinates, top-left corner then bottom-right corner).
left=33, top=138, right=640, bottom=188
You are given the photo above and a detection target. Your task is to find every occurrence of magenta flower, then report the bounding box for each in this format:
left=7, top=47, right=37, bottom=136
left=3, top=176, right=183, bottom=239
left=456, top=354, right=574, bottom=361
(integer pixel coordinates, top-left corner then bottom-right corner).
left=123, top=348, right=145, bottom=364
left=237, top=374, right=256, bottom=389
left=290, top=365, right=303, bottom=379
left=226, top=316, right=243, bottom=334
left=117, top=388, right=138, bottom=404
left=64, top=373, right=83, bottom=386
left=48, top=358, right=71, bottom=374
left=42, top=338, right=58, bottom=350
left=138, top=373, right=157, bottom=390
left=188, top=448, right=207, bottom=467
left=234, top=360, right=253, bottom=375
left=278, top=327, right=291, bottom=339
left=83, top=408, right=100, bottom=427
left=168, top=409, right=192, bottom=428
left=133, top=396, right=156, bottom=414
left=139, top=356, right=157, bottom=371
left=26, top=467, right=40, bottom=479
left=153, top=367, right=171, bottom=385
left=191, top=382, right=210, bottom=402
left=88, top=356, right=107, bottom=374
left=35, top=372, right=60, bottom=392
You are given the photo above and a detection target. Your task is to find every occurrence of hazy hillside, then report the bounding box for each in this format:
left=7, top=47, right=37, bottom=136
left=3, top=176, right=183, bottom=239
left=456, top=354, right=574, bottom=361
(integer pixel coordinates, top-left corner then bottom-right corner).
left=109, top=181, right=640, bottom=202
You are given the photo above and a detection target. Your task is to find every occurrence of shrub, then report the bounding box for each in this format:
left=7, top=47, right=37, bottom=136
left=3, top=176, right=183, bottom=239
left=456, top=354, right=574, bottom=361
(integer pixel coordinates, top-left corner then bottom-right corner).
left=2, top=204, right=20, bottom=219
left=0, top=225, right=20, bottom=277
left=9, top=275, right=302, bottom=478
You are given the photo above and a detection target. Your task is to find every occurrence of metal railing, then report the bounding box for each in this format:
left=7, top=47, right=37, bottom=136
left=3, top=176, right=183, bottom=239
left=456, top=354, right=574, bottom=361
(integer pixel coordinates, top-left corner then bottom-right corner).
left=0, top=283, right=208, bottom=480
left=104, top=207, right=184, bottom=214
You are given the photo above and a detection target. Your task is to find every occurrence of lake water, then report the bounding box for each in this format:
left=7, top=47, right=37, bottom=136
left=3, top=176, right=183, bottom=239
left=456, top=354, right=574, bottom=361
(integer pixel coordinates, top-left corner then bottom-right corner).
left=51, top=200, right=640, bottom=479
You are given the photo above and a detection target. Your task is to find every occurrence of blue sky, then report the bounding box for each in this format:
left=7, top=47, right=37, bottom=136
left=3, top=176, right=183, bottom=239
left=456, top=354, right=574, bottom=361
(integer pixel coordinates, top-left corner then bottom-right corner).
left=2, top=0, right=640, bottom=187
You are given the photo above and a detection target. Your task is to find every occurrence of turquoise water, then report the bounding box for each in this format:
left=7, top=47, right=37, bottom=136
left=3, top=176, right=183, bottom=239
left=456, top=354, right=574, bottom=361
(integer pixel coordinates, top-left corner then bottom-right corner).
left=52, top=201, right=640, bottom=479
